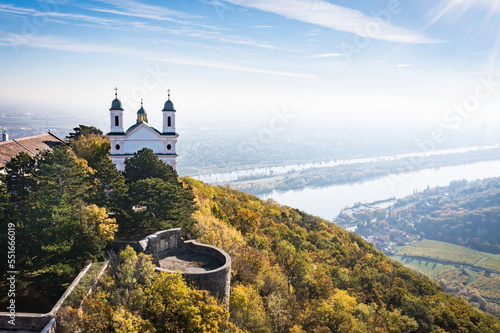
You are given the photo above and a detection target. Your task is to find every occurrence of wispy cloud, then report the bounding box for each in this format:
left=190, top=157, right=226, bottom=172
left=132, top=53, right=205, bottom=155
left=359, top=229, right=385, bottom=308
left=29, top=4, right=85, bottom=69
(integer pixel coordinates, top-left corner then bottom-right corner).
left=396, top=64, right=412, bottom=67
left=0, top=4, right=123, bottom=26
left=81, top=1, right=221, bottom=30
left=94, top=0, right=199, bottom=19
left=224, top=0, right=440, bottom=44
left=0, top=33, right=316, bottom=79
left=0, top=3, right=284, bottom=52
left=310, top=53, right=343, bottom=58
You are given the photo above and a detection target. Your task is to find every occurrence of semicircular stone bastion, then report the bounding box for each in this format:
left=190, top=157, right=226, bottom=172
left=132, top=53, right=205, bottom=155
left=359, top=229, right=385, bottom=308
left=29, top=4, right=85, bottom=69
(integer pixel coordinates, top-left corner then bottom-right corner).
left=114, top=228, right=231, bottom=304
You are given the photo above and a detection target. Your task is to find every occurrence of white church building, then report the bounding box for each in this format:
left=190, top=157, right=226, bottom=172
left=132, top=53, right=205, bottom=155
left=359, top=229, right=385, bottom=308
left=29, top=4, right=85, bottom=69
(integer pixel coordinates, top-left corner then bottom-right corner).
left=108, top=88, right=178, bottom=171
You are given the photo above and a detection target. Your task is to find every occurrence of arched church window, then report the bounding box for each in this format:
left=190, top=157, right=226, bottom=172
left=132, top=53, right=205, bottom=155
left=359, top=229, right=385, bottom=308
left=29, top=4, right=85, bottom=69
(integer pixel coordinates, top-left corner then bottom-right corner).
left=115, top=115, right=119, bottom=127
left=167, top=144, right=172, bottom=150
left=116, top=144, right=120, bottom=150
left=168, top=116, right=172, bottom=127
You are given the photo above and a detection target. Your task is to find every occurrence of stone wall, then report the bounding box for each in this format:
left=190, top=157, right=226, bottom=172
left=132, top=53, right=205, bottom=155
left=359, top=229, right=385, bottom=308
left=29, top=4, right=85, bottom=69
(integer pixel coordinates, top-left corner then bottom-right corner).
left=112, top=228, right=183, bottom=262
left=181, top=240, right=231, bottom=305
left=144, top=228, right=183, bottom=260
left=0, top=262, right=93, bottom=332
left=113, top=229, right=231, bottom=305
left=0, top=314, right=55, bottom=332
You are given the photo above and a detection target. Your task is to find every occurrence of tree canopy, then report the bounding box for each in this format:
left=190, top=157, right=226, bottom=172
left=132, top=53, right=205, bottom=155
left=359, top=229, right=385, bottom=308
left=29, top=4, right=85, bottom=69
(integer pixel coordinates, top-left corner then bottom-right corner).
left=122, top=148, right=196, bottom=238
left=58, top=246, right=238, bottom=333
left=66, top=124, right=103, bottom=143
left=185, top=176, right=500, bottom=332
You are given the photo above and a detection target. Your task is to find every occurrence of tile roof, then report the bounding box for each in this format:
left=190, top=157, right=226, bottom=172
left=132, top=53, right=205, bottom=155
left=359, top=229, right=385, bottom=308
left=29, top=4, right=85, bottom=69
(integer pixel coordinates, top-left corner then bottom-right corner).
left=0, top=132, right=66, bottom=168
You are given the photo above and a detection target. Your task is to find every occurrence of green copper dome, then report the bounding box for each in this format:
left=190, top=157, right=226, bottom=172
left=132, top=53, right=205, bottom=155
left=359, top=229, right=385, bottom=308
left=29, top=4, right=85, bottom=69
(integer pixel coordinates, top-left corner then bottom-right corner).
left=110, top=98, right=124, bottom=111
left=137, top=106, right=146, bottom=114
left=162, top=99, right=175, bottom=111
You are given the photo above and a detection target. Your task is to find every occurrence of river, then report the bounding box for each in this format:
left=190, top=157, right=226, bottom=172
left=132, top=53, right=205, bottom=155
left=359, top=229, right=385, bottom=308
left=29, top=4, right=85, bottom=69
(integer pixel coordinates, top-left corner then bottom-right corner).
left=257, top=160, right=500, bottom=221
left=194, top=145, right=499, bottom=184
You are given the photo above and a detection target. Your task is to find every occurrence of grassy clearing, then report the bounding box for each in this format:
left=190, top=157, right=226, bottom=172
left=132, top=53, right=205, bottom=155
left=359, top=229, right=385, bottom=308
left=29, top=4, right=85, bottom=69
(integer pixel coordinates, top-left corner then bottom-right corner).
left=477, top=257, right=500, bottom=273
left=62, top=261, right=106, bottom=308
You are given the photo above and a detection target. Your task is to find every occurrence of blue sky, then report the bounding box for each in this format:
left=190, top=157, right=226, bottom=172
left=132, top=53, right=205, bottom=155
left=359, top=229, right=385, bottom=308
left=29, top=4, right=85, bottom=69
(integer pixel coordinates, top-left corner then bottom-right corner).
left=1, top=0, right=500, bottom=131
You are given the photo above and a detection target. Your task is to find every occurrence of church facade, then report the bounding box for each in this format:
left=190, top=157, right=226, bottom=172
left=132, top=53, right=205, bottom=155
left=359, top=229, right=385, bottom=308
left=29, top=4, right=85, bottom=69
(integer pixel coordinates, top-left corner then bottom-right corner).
left=108, top=89, right=178, bottom=171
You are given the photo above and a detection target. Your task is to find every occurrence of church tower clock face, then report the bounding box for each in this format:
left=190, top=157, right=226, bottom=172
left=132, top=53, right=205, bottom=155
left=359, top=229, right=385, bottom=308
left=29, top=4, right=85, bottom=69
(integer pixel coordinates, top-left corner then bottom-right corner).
left=107, top=88, right=179, bottom=171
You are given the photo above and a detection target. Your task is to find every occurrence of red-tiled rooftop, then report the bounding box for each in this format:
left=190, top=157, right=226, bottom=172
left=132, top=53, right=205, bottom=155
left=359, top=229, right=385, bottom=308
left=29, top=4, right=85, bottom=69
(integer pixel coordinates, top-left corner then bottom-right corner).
left=0, top=132, right=66, bottom=167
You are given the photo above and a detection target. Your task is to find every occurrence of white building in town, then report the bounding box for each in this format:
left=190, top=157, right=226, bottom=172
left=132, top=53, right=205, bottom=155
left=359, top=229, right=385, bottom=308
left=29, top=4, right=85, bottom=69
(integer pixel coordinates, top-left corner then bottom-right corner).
left=108, top=88, right=178, bottom=171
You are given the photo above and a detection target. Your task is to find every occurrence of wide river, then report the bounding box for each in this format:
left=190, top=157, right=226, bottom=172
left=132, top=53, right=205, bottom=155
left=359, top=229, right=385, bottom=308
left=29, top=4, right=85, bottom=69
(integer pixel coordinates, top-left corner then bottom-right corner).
left=257, top=160, right=500, bottom=221
left=194, top=159, right=500, bottom=221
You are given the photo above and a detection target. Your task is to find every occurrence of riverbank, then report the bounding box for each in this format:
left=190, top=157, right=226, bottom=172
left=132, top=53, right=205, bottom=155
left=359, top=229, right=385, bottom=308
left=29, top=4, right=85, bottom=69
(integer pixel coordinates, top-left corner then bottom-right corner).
left=259, top=160, right=500, bottom=220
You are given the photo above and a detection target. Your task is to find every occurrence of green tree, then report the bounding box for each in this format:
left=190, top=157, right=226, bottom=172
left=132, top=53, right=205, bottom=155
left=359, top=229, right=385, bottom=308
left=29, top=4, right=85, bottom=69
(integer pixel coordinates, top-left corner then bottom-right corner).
left=129, top=177, right=196, bottom=233
left=13, top=147, right=116, bottom=275
left=67, top=124, right=103, bottom=143
left=124, top=148, right=178, bottom=184
left=70, top=132, right=128, bottom=227
left=0, top=169, right=10, bottom=222
left=122, top=148, right=196, bottom=236
left=5, top=151, right=38, bottom=210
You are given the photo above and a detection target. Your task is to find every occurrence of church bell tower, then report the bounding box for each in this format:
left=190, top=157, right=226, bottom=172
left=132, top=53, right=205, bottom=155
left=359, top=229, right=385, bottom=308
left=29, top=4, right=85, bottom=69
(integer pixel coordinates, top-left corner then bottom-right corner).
left=109, top=87, right=124, bottom=133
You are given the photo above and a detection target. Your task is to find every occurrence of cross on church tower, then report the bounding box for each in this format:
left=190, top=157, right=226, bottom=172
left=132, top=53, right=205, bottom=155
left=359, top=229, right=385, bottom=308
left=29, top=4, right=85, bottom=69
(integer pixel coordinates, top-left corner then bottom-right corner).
left=114, top=87, right=118, bottom=98
left=167, top=89, right=171, bottom=99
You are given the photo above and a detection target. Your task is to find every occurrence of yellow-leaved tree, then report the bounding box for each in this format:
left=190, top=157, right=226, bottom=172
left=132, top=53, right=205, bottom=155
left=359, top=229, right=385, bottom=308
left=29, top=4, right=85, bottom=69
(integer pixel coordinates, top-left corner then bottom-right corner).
left=58, top=246, right=240, bottom=333
left=80, top=204, right=118, bottom=256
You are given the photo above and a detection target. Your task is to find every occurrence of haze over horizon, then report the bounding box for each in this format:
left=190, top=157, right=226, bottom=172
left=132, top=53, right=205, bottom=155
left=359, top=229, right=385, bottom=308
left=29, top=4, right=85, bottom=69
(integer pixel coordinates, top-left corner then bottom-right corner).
left=1, top=0, right=500, bottom=133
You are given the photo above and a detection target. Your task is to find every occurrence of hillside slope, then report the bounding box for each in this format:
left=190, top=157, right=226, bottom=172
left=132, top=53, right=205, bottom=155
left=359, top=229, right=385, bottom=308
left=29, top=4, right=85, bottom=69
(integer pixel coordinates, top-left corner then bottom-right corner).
left=184, top=176, right=500, bottom=332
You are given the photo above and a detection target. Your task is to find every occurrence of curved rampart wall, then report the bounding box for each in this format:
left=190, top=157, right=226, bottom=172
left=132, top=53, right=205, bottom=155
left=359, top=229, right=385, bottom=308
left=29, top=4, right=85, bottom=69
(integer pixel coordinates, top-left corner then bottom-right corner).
left=157, top=240, right=231, bottom=304
left=113, top=229, right=231, bottom=304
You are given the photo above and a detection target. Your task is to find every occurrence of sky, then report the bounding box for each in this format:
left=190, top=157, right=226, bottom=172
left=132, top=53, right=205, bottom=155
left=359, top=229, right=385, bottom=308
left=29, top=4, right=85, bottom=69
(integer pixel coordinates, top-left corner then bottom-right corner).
left=1, top=0, right=500, bottom=132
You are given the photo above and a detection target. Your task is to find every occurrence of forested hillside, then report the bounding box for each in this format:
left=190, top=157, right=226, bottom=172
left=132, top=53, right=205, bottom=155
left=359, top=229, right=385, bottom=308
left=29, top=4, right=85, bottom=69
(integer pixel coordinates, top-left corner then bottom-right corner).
left=1, top=128, right=499, bottom=332
left=185, top=177, right=500, bottom=332
left=393, top=178, right=500, bottom=253
left=336, top=178, right=500, bottom=319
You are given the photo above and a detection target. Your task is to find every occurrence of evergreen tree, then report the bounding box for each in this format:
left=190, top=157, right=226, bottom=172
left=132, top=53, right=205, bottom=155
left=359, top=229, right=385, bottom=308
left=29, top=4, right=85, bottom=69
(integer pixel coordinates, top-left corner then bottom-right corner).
left=124, top=148, right=177, bottom=184
left=5, top=151, right=38, bottom=211
left=129, top=178, right=196, bottom=232
left=122, top=148, right=196, bottom=237
left=66, top=124, right=103, bottom=143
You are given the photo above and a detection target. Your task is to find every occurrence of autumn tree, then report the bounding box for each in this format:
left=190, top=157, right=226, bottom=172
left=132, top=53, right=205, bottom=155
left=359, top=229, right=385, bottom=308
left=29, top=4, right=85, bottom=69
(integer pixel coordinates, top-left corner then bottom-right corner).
left=59, top=246, right=233, bottom=332
left=71, top=133, right=128, bottom=213
left=230, top=284, right=270, bottom=332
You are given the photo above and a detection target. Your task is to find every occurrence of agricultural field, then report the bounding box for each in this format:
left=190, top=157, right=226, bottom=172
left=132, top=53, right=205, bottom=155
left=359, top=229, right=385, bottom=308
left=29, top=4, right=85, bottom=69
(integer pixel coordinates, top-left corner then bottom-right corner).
left=391, top=239, right=500, bottom=317
left=396, top=240, right=500, bottom=273
left=389, top=255, right=456, bottom=276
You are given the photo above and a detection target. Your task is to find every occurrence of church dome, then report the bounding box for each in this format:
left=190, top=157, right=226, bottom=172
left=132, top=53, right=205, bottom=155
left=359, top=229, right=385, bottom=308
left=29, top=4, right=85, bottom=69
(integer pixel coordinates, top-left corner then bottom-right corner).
left=163, top=99, right=175, bottom=111
left=110, top=98, right=124, bottom=111
left=136, top=99, right=148, bottom=123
